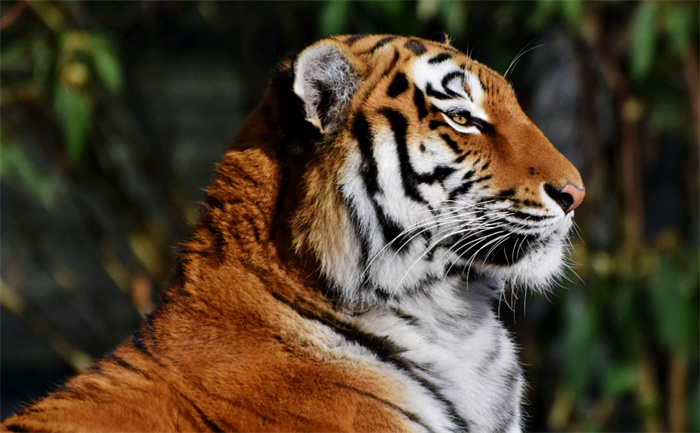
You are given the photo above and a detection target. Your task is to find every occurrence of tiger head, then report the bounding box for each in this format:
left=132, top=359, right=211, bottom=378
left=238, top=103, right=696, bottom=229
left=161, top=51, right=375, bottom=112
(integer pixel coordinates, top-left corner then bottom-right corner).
left=283, top=35, right=584, bottom=304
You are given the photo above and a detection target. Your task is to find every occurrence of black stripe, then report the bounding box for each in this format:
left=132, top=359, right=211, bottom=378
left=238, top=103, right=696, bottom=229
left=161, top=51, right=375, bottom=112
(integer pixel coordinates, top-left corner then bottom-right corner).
left=413, top=86, right=429, bottom=120
left=352, top=113, right=411, bottom=252
left=387, top=72, right=409, bottom=98
left=18, top=407, right=47, bottom=416
left=104, top=352, right=149, bottom=378
left=332, top=382, right=436, bottom=433
left=441, top=71, right=464, bottom=97
left=343, top=114, right=377, bottom=284
left=243, top=214, right=263, bottom=243
left=172, top=248, right=190, bottom=297
left=429, top=120, right=449, bottom=130
left=177, top=389, right=229, bottom=432
left=106, top=351, right=226, bottom=431
left=404, top=39, right=427, bottom=55
left=428, top=53, right=452, bottom=64
left=385, top=49, right=401, bottom=75
left=473, top=229, right=533, bottom=266
left=368, top=36, right=397, bottom=53
left=130, top=328, right=152, bottom=357
left=498, top=188, right=515, bottom=198
left=200, top=212, right=227, bottom=259
left=508, top=210, right=550, bottom=222
left=344, top=199, right=372, bottom=288
left=440, top=133, right=462, bottom=155
left=345, top=34, right=368, bottom=46
left=204, top=192, right=224, bottom=211
left=375, top=206, right=410, bottom=252
left=448, top=170, right=476, bottom=200
left=454, top=153, right=468, bottom=164
left=352, top=114, right=380, bottom=197
left=425, top=83, right=451, bottom=100
left=269, top=292, right=471, bottom=432
left=380, top=109, right=427, bottom=205
left=416, top=165, right=457, bottom=185
left=144, top=313, right=155, bottom=333
left=476, top=69, right=487, bottom=91
left=2, top=423, right=30, bottom=432
left=521, top=199, right=544, bottom=209
left=390, top=307, right=421, bottom=326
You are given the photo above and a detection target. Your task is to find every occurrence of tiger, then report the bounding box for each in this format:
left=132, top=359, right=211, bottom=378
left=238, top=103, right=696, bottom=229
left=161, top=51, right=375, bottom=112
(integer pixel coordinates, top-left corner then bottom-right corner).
left=1, top=34, right=584, bottom=433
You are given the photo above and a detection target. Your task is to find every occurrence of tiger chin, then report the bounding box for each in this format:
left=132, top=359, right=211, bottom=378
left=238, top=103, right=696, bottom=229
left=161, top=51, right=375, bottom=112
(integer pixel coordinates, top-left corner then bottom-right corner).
left=2, top=34, right=584, bottom=433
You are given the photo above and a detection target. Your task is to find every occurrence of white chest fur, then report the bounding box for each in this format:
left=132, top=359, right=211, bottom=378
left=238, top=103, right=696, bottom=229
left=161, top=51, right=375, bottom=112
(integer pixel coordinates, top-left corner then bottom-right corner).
left=351, top=278, right=525, bottom=433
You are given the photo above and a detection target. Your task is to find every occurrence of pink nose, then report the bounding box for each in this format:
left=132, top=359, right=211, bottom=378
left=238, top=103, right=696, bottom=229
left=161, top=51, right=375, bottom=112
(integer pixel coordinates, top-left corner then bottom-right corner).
left=560, top=184, right=585, bottom=213
left=545, top=183, right=585, bottom=214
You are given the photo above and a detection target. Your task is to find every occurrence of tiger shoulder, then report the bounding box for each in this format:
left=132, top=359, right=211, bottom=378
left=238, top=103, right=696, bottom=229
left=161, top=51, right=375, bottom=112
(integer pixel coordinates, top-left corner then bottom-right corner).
left=2, top=34, right=584, bottom=433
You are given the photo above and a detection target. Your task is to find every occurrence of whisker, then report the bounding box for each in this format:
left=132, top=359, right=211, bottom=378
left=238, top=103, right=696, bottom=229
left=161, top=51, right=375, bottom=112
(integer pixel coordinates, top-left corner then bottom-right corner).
left=504, top=40, right=545, bottom=79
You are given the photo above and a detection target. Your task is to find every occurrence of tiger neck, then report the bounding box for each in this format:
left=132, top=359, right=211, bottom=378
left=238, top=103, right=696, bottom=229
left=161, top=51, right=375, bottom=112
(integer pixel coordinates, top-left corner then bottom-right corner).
left=165, top=88, right=322, bottom=306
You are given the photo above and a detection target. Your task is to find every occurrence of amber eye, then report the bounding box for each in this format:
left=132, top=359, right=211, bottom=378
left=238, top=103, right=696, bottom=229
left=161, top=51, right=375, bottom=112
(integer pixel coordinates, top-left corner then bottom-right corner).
left=451, top=113, right=469, bottom=125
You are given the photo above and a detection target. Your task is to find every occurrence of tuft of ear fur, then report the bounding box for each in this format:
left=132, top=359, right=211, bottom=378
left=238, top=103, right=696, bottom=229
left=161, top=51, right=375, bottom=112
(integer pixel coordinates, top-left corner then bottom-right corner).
left=293, top=42, right=362, bottom=135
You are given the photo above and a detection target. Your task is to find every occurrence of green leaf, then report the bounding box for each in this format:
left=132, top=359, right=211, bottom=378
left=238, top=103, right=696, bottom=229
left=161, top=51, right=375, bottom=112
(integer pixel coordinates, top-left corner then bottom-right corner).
left=32, top=39, right=52, bottom=87
left=664, top=3, right=694, bottom=54
left=630, top=1, right=657, bottom=83
left=690, top=378, right=700, bottom=432
left=527, top=0, right=557, bottom=31
left=90, top=34, right=123, bottom=94
left=563, top=292, right=602, bottom=396
left=649, top=253, right=698, bottom=357
left=560, top=0, right=582, bottom=28
left=53, top=85, right=92, bottom=161
left=373, top=0, right=403, bottom=16
left=649, top=92, right=685, bottom=131
left=444, top=1, right=467, bottom=41
left=0, top=138, right=58, bottom=209
left=602, top=362, right=638, bottom=398
left=613, top=279, right=642, bottom=358
left=319, top=1, right=350, bottom=38
left=0, top=39, right=31, bottom=70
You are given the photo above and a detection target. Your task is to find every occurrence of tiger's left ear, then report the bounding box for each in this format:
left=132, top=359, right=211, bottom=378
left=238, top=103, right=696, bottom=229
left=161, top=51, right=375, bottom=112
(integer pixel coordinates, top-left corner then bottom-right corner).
left=293, top=42, right=363, bottom=135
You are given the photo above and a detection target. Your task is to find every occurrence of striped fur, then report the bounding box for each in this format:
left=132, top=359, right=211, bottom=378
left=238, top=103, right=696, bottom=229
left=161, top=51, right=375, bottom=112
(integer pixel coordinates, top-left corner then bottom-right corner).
left=1, top=35, right=583, bottom=432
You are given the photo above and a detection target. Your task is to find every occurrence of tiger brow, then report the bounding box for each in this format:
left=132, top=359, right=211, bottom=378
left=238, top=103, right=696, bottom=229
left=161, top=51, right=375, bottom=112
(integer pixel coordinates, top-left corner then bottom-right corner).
left=441, top=70, right=466, bottom=98
left=461, top=69, right=474, bottom=102
left=428, top=53, right=452, bottom=64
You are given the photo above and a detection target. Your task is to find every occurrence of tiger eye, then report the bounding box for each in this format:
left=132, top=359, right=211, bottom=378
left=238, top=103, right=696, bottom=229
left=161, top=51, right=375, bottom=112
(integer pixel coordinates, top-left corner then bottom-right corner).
left=452, top=114, right=468, bottom=125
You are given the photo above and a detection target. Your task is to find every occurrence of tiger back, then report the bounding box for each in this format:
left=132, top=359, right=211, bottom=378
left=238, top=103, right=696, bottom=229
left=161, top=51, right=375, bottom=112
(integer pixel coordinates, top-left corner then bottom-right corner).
left=1, top=34, right=584, bottom=433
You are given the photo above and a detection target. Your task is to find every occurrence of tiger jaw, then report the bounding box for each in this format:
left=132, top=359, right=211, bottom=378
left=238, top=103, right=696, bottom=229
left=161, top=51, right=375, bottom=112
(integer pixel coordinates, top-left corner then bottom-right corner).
left=438, top=208, right=574, bottom=292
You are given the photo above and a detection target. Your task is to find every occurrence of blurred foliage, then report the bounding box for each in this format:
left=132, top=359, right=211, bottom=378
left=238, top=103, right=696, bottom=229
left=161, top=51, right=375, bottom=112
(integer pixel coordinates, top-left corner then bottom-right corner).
left=1, top=1, right=698, bottom=431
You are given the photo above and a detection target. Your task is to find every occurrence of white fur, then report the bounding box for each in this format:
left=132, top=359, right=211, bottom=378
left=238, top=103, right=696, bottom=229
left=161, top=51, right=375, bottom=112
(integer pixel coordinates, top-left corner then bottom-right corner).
left=351, top=278, right=525, bottom=432
left=302, top=44, right=577, bottom=432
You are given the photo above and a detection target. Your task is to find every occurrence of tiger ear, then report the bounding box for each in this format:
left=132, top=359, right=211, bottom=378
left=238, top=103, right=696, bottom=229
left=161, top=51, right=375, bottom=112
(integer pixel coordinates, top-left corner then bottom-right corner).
left=293, top=42, right=362, bottom=135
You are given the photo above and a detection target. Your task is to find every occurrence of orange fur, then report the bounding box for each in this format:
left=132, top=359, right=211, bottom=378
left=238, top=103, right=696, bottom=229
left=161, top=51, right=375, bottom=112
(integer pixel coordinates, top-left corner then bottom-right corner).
left=1, top=65, right=409, bottom=433
left=2, top=34, right=583, bottom=432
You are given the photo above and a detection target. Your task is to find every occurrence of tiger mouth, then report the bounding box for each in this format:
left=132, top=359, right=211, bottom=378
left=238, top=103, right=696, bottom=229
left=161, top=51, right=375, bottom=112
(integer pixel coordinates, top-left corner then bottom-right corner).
left=437, top=208, right=571, bottom=272
left=443, top=230, right=540, bottom=267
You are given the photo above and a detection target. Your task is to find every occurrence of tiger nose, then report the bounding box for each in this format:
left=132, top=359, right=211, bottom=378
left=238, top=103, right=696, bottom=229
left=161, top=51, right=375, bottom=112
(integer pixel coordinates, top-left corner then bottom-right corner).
left=545, top=183, right=585, bottom=214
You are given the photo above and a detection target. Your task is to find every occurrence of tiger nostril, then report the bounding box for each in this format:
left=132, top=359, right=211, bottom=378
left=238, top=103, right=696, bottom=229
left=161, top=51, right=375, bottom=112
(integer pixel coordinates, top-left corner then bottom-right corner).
left=544, top=183, right=585, bottom=214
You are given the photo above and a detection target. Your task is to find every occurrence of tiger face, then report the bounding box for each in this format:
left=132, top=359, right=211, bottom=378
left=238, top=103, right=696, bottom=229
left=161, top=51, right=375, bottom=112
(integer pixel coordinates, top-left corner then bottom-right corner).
left=291, top=35, right=584, bottom=304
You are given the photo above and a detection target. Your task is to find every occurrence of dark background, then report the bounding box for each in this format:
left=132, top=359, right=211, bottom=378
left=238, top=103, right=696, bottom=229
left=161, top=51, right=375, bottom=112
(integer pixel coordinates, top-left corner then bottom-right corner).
left=1, top=1, right=698, bottom=431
